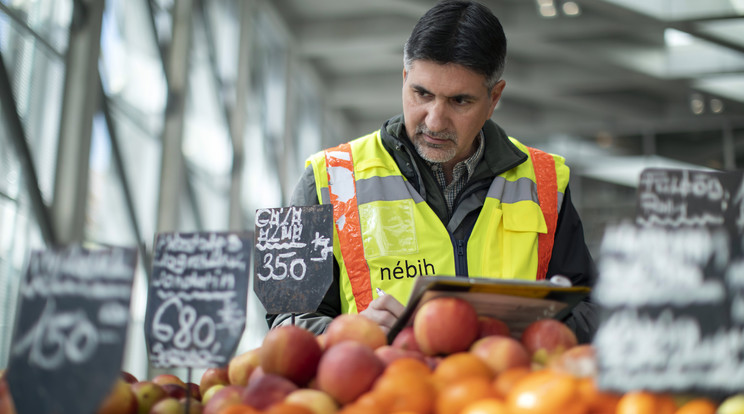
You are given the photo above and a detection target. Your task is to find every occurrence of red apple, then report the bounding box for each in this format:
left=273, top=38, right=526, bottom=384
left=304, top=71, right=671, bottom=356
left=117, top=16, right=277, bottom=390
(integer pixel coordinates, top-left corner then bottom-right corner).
left=151, top=374, right=187, bottom=389
left=520, top=319, right=578, bottom=364
left=470, top=335, right=531, bottom=375
left=0, top=372, right=17, bottom=414
left=149, top=397, right=202, bottom=414
left=228, top=348, right=261, bottom=386
left=200, top=384, right=224, bottom=406
left=96, top=379, right=137, bottom=414
left=316, top=341, right=385, bottom=405
left=284, top=389, right=339, bottom=414
left=324, top=314, right=387, bottom=350
left=185, top=382, right=201, bottom=401
left=160, top=383, right=188, bottom=400
left=202, top=385, right=243, bottom=414
left=391, top=326, right=421, bottom=352
left=413, top=296, right=478, bottom=355
left=477, top=315, right=511, bottom=338
left=120, top=371, right=138, bottom=384
left=260, top=325, right=323, bottom=386
left=374, top=345, right=426, bottom=366
left=131, top=381, right=167, bottom=414
left=241, top=373, right=298, bottom=410
left=199, top=367, right=229, bottom=397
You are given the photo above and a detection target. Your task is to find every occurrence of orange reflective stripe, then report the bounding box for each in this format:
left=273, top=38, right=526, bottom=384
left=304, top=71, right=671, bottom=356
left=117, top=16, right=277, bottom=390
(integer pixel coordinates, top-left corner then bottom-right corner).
left=325, top=143, right=373, bottom=311
left=528, top=147, right=558, bottom=281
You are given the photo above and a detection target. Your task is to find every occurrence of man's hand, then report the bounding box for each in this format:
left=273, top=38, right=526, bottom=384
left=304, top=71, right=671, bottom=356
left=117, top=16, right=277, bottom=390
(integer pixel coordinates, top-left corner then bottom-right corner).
left=360, top=294, right=405, bottom=334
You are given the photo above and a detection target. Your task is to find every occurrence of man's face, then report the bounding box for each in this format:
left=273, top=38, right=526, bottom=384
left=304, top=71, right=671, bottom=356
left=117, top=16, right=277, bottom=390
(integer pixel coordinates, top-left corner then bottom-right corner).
left=402, top=60, right=504, bottom=168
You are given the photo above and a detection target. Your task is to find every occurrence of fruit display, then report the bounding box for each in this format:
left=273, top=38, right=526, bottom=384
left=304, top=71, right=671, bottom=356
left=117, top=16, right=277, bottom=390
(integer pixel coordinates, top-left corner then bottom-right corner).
left=1, top=296, right=739, bottom=414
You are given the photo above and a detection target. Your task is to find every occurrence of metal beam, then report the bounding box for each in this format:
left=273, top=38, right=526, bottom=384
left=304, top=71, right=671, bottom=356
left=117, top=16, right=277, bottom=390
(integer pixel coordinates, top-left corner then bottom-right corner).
left=156, top=0, right=193, bottom=232
left=52, top=0, right=105, bottom=245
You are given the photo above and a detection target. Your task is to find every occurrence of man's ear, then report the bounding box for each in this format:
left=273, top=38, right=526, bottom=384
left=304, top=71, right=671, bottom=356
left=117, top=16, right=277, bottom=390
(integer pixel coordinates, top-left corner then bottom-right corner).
left=488, top=80, right=506, bottom=115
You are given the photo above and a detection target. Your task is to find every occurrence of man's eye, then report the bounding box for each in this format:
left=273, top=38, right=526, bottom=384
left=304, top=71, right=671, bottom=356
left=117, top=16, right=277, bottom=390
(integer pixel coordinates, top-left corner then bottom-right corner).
left=453, top=97, right=470, bottom=105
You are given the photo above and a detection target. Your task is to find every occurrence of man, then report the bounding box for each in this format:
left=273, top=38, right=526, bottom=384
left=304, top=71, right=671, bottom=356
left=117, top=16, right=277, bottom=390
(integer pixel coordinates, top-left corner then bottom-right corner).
left=267, top=0, right=598, bottom=342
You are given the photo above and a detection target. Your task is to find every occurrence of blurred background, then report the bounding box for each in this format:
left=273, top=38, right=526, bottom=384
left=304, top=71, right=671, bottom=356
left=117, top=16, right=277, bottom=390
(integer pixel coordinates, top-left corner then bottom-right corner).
left=1, top=0, right=743, bottom=380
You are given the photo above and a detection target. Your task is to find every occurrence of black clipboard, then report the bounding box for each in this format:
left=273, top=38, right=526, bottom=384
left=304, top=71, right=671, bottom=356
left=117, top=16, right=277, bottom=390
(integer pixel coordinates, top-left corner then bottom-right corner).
left=387, top=275, right=591, bottom=344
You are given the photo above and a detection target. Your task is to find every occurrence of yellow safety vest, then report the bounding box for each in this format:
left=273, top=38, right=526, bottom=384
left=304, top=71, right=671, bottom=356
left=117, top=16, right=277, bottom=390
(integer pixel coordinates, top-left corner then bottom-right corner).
left=307, top=130, right=569, bottom=313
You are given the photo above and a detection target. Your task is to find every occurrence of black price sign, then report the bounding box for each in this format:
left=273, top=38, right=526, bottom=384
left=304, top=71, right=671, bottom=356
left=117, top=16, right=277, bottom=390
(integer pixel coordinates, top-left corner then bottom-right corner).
left=145, top=232, right=251, bottom=368
left=594, top=168, right=744, bottom=397
left=253, top=205, right=334, bottom=314
left=636, top=168, right=741, bottom=229
left=7, top=246, right=137, bottom=414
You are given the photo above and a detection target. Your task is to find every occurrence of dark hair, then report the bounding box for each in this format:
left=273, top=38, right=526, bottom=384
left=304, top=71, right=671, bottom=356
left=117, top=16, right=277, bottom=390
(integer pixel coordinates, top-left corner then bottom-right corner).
left=403, top=0, right=507, bottom=89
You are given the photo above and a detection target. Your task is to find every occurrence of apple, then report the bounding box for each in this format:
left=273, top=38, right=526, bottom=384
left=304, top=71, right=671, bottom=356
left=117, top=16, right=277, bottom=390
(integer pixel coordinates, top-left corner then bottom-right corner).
left=0, top=372, right=17, bottom=414
left=374, top=345, right=426, bottom=366
left=200, top=384, right=224, bottom=406
left=324, top=314, right=387, bottom=350
left=185, top=382, right=201, bottom=401
left=284, top=389, right=339, bottom=414
left=470, top=335, right=531, bottom=375
left=149, top=397, right=202, bottom=414
left=202, top=385, right=243, bottom=414
left=131, top=381, right=168, bottom=414
left=228, top=348, right=261, bottom=386
left=316, top=341, right=385, bottom=405
left=241, top=373, right=298, bottom=410
left=413, top=296, right=479, bottom=355
left=161, top=383, right=188, bottom=400
left=199, top=367, right=229, bottom=396
left=121, top=371, right=138, bottom=384
left=260, top=325, right=323, bottom=386
left=391, top=326, right=421, bottom=352
left=96, top=379, right=137, bottom=414
left=477, top=316, right=510, bottom=338
left=152, top=374, right=187, bottom=388
left=520, top=319, right=578, bottom=364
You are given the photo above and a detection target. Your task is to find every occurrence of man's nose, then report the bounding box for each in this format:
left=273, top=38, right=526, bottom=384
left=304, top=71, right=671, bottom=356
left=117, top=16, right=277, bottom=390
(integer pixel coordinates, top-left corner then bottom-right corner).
left=425, top=99, right=449, bottom=132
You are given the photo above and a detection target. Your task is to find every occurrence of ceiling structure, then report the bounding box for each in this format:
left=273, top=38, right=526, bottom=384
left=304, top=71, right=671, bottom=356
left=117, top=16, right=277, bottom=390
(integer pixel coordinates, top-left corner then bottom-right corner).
left=271, top=0, right=744, bottom=186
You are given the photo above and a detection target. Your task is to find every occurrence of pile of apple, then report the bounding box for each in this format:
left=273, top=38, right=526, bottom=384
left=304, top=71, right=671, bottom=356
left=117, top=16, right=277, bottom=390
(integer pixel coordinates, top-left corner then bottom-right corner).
left=2, top=296, right=741, bottom=414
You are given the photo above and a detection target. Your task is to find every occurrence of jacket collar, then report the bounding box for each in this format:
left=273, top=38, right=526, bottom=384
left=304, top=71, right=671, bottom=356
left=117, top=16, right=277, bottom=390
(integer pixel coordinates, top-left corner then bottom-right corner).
left=379, top=114, right=527, bottom=180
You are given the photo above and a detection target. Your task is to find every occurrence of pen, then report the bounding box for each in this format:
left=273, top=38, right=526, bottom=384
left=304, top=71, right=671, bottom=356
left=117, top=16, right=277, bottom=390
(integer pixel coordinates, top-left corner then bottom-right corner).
left=376, top=287, right=386, bottom=296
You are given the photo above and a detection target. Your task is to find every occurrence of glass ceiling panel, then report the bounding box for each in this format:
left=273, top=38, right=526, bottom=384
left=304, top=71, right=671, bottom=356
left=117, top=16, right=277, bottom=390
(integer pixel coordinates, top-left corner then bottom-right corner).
left=601, top=0, right=744, bottom=20
left=697, top=19, right=744, bottom=48
left=694, top=74, right=744, bottom=102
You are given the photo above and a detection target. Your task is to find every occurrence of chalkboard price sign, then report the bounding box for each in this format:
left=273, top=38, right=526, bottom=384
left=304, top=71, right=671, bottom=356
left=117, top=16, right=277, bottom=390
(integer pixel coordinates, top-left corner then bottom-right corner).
left=253, top=205, right=334, bottom=314
left=145, top=232, right=251, bottom=368
left=7, top=246, right=137, bottom=414
left=595, top=168, right=744, bottom=396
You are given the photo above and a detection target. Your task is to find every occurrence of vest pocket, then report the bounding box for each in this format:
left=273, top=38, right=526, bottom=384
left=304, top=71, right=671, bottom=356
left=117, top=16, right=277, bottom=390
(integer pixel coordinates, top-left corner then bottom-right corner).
left=358, top=200, right=418, bottom=258
left=502, top=200, right=545, bottom=278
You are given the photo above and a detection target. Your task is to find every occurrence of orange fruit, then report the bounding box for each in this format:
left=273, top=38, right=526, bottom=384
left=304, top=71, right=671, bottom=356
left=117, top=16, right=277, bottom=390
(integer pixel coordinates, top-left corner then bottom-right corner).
left=492, top=366, right=531, bottom=398
left=373, top=365, right=436, bottom=414
left=616, top=391, right=676, bottom=414
left=384, top=357, right=433, bottom=379
left=576, top=377, right=621, bottom=413
left=460, top=398, right=509, bottom=414
left=217, top=404, right=260, bottom=414
left=433, top=352, right=494, bottom=388
left=675, top=398, right=717, bottom=414
left=436, top=376, right=498, bottom=414
left=506, top=370, right=587, bottom=414
left=262, top=402, right=315, bottom=414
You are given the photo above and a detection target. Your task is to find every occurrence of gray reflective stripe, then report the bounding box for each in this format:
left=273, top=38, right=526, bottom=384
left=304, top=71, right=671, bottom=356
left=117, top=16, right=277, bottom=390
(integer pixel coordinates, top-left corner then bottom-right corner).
left=487, top=176, right=539, bottom=204
left=487, top=176, right=564, bottom=214
left=320, top=187, right=331, bottom=204
left=356, top=175, right=425, bottom=204
left=320, top=175, right=424, bottom=205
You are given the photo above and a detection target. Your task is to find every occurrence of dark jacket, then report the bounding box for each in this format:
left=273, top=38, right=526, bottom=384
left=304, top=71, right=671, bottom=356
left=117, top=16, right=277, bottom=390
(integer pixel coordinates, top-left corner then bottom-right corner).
left=267, top=115, right=599, bottom=343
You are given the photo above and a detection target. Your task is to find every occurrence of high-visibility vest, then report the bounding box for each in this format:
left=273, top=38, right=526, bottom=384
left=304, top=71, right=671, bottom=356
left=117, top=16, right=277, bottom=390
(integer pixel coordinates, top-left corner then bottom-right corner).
left=307, top=130, right=569, bottom=313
